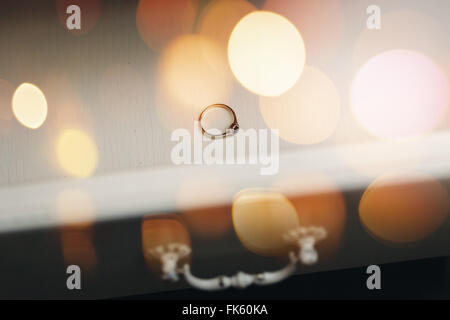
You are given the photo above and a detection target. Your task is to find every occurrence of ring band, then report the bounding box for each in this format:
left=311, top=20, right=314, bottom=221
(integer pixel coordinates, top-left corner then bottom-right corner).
left=199, top=104, right=239, bottom=139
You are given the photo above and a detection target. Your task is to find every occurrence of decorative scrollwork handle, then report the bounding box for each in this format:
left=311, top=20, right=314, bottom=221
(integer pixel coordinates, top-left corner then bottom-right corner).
left=149, top=226, right=326, bottom=291
left=148, top=243, right=191, bottom=281
left=284, top=226, right=327, bottom=265
left=182, top=252, right=297, bottom=291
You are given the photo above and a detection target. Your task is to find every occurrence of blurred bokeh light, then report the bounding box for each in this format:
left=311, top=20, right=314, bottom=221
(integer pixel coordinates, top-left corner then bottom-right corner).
left=60, top=228, right=97, bottom=273
left=197, top=0, right=255, bottom=55
left=232, top=189, right=299, bottom=256
left=55, top=0, right=101, bottom=36
left=136, top=0, right=198, bottom=51
left=228, top=11, right=305, bottom=97
left=12, top=83, right=48, bottom=129
left=264, top=0, right=345, bottom=66
left=58, top=188, right=97, bottom=274
left=359, top=173, right=449, bottom=244
left=351, top=50, right=449, bottom=139
left=56, top=189, right=94, bottom=229
left=196, top=0, right=256, bottom=79
left=260, top=66, right=340, bottom=145
left=56, top=129, right=98, bottom=178
left=181, top=205, right=232, bottom=239
left=196, top=0, right=255, bottom=90
left=157, top=34, right=232, bottom=130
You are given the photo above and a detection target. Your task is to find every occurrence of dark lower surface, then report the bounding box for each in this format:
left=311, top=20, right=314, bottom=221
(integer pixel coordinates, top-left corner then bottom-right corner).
left=0, top=210, right=449, bottom=299
left=125, top=256, right=450, bottom=300
left=0, top=187, right=450, bottom=299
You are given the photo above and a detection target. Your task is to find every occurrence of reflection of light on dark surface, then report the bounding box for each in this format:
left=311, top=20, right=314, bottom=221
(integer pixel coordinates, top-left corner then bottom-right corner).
left=60, top=228, right=97, bottom=273
left=274, top=174, right=346, bottom=259
left=359, top=173, right=449, bottom=244
left=141, top=215, right=191, bottom=274
left=232, top=189, right=299, bottom=256
left=181, top=204, right=232, bottom=239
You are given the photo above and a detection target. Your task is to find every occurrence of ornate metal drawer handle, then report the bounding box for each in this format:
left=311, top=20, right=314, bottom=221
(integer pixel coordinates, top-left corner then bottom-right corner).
left=149, top=226, right=327, bottom=291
